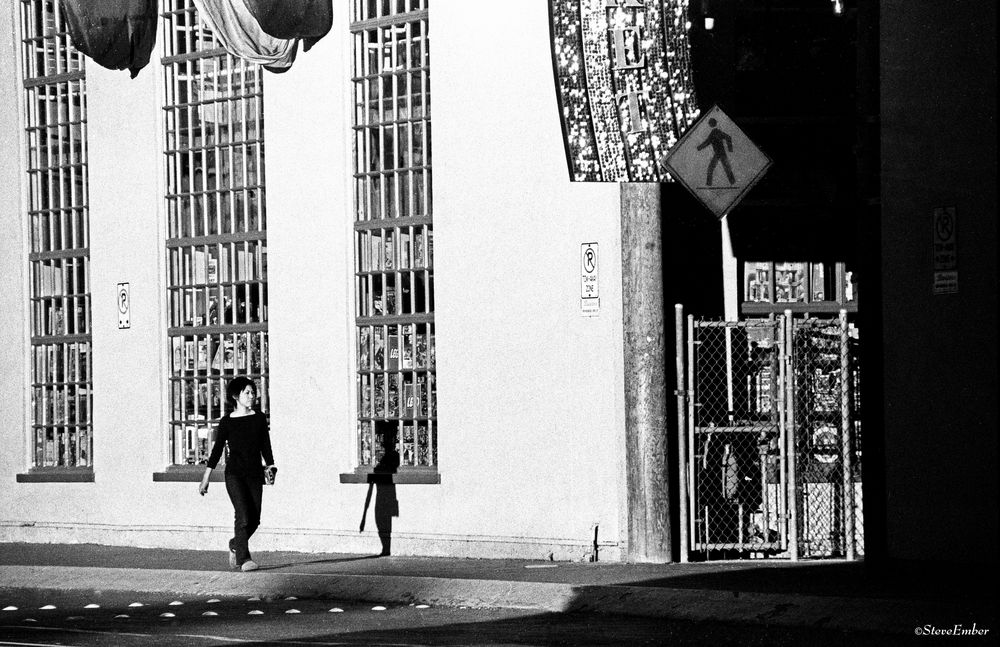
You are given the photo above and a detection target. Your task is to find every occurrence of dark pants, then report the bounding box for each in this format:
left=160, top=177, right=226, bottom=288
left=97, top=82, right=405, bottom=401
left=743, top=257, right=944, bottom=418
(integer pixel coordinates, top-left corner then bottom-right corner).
left=225, top=473, right=263, bottom=565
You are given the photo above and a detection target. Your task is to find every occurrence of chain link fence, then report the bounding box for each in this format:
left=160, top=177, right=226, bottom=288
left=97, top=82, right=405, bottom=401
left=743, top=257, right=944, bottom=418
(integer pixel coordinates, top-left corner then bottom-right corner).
left=791, top=314, right=863, bottom=559
left=678, top=310, right=863, bottom=561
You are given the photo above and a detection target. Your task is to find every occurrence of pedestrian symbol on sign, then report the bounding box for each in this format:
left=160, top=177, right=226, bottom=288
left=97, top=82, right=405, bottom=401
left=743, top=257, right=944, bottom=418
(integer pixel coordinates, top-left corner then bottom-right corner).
left=696, top=118, right=735, bottom=187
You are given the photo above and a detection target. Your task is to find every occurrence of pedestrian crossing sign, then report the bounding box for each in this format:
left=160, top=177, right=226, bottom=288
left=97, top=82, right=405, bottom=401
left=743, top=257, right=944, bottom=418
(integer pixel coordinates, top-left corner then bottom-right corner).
left=661, top=105, right=772, bottom=219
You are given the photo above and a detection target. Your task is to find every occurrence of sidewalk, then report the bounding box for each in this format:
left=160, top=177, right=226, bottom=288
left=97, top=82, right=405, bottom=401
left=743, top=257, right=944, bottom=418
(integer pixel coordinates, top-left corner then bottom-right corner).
left=1, top=543, right=996, bottom=636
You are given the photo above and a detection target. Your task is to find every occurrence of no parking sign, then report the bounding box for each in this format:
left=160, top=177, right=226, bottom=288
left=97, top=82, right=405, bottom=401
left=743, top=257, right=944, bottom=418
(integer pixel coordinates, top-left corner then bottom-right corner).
left=581, top=243, right=599, bottom=316
left=117, top=282, right=130, bottom=329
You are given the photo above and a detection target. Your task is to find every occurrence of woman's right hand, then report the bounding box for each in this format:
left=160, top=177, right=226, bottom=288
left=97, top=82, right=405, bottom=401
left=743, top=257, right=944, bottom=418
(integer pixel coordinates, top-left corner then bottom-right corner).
left=199, top=466, right=213, bottom=496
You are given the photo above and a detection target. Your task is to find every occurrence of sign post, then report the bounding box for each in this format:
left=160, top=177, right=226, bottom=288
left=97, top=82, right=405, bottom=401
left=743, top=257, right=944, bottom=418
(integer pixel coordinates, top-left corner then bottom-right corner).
left=620, top=183, right=671, bottom=562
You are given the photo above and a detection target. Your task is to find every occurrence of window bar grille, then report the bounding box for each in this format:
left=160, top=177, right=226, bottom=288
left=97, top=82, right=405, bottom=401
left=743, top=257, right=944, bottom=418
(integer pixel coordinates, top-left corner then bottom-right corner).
left=21, top=0, right=93, bottom=469
left=161, top=0, right=269, bottom=466
left=352, top=1, right=434, bottom=470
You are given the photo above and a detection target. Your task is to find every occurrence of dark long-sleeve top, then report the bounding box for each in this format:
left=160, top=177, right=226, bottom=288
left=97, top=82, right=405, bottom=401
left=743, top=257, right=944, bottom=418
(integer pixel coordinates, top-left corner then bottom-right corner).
left=206, top=411, right=274, bottom=481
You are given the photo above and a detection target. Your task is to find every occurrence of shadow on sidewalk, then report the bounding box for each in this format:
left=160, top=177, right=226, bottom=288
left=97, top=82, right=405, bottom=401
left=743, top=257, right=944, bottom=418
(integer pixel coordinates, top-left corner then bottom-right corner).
left=257, top=555, right=382, bottom=571
left=618, top=560, right=999, bottom=601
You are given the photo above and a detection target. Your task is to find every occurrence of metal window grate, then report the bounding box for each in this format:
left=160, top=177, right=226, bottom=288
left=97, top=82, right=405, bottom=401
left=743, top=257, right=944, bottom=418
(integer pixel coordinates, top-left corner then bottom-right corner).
left=352, top=0, right=436, bottom=469
left=161, top=0, right=269, bottom=466
left=20, top=0, right=93, bottom=469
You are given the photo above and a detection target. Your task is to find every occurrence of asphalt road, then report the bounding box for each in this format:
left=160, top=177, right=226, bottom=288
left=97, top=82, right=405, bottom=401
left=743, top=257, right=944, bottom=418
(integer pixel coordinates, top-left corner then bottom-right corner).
left=0, top=588, right=961, bottom=646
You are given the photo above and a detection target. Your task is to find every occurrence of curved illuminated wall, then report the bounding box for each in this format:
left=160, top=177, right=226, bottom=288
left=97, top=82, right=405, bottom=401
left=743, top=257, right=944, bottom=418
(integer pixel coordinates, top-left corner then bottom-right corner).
left=549, top=0, right=699, bottom=182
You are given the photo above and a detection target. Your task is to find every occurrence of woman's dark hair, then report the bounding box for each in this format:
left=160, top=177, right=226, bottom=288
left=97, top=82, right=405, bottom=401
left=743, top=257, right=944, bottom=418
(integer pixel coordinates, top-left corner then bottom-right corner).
left=226, top=376, right=257, bottom=407
left=374, top=419, right=397, bottom=443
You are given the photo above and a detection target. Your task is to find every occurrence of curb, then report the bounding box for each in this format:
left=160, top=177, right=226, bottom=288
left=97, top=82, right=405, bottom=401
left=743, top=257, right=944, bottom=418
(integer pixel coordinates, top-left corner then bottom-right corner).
left=0, top=565, right=990, bottom=636
left=2, top=565, right=574, bottom=612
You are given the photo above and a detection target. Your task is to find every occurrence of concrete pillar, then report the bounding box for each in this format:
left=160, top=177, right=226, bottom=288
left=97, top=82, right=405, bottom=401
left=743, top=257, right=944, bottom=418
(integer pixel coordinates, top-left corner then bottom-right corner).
left=620, top=182, right=671, bottom=562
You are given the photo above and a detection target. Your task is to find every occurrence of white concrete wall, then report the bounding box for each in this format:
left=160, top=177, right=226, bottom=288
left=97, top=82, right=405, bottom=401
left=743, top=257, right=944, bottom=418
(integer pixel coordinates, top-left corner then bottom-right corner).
left=1, top=2, right=628, bottom=560
left=425, top=0, right=626, bottom=557
left=0, top=1, right=29, bottom=496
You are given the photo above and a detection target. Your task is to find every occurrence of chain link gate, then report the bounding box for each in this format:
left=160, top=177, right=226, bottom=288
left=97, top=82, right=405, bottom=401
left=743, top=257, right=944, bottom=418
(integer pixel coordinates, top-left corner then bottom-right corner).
left=676, top=308, right=863, bottom=561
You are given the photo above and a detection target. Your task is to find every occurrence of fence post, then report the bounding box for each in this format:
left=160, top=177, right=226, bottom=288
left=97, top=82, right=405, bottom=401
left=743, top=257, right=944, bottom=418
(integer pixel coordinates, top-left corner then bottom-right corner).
left=840, top=309, right=856, bottom=560
left=784, top=310, right=799, bottom=560
left=675, top=304, right=689, bottom=563
left=725, top=326, right=735, bottom=426
left=687, top=314, right=696, bottom=552
left=776, top=315, right=788, bottom=551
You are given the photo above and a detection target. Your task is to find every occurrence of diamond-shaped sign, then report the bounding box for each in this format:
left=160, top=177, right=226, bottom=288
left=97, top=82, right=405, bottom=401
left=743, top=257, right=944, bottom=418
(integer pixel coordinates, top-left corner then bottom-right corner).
left=661, top=105, right=772, bottom=219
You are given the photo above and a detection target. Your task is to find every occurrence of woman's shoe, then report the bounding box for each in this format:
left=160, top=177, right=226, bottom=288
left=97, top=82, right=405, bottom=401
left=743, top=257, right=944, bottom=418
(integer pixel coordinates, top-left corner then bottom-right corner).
left=240, top=560, right=259, bottom=572
left=228, top=548, right=237, bottom=569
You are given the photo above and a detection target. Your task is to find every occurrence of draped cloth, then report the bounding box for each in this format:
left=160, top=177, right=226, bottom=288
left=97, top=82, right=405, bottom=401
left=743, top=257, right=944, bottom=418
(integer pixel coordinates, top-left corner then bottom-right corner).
left=59, top=0, right=158, bottom=78
left=192, top=0, right=299, bottom=72
left=245, top=0, right=332, bottom=51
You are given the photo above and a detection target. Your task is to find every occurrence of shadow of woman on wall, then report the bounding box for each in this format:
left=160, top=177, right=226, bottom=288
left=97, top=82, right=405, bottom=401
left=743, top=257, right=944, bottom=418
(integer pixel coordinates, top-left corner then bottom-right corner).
left=359, top=421, right=400, bottom=556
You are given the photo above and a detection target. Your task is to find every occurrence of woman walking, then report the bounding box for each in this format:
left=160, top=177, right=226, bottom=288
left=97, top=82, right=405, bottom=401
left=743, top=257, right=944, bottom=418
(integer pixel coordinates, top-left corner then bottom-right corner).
left=199, top=376, right=276, bottom=572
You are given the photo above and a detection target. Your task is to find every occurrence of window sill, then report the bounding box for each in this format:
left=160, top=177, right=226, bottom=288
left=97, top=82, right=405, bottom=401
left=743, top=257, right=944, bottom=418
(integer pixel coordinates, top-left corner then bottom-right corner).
left=152, top=465, right=225, bottom=482
left=17, top=467, right=94, bottom=483
left=339, top=467, right=440, bottom=484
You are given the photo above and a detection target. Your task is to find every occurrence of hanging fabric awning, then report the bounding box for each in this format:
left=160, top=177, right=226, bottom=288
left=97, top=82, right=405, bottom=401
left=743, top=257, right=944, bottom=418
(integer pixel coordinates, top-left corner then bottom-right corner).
left=59, top=0, right=159, bottom=78
left=193, top=0, right=299, bottom=72
left=245, top=0, right=332, bottom=51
